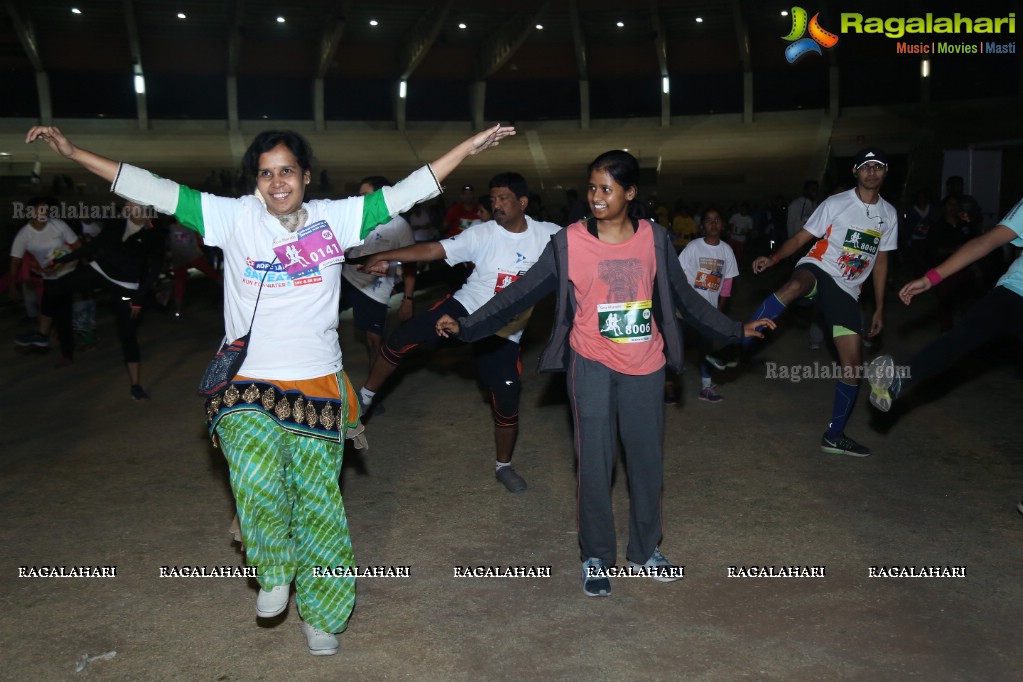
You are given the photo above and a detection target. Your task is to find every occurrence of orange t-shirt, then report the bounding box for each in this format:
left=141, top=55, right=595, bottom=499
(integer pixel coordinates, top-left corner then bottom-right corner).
left=566, top=222, right=665, bottom=375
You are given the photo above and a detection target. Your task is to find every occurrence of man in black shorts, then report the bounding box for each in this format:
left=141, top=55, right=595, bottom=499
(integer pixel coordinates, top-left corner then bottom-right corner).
left=710, top=148, right=899, bottom=456
left=353, top=172, right=561, bottom=492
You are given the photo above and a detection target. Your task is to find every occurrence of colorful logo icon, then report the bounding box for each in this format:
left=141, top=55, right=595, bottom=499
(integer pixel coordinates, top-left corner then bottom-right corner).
left=782, top=7, right=839, bottom=63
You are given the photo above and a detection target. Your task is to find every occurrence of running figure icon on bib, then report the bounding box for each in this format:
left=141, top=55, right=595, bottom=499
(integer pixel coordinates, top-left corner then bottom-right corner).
left=273, top=220, right=344, bottom=284
left=598, top=300, right=653, bottom=343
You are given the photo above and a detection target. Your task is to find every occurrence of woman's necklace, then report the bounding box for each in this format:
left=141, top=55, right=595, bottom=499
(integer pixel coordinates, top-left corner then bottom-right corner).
left=275, top=208, right=308, bottom=232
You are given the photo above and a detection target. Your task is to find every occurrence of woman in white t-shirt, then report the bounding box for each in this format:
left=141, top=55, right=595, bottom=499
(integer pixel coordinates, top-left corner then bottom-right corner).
left=9, top=197, right=80, bottom=364
left=25, top=123, right=514, bottom=657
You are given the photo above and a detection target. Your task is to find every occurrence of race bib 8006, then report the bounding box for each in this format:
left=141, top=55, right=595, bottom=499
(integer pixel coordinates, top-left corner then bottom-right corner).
left=597, top=300, right=653, bottom=343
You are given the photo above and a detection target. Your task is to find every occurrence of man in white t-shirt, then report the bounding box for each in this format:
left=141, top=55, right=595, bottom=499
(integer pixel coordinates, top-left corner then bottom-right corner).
left=678, top=207, right=739, bottom=403
left=787, top=181, right=819, bottom=239
left=340, top=176, right=417, bottom=379
left=354, top=172, right=561, bottom=492
left=711, top=148, right=899, bottom=457
left=9, top=197, right=80, bottom=363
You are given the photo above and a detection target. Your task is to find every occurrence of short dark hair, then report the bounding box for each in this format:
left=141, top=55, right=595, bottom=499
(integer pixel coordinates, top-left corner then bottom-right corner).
left=27, top=196, right=57, bottom=209
left=701, top=206, right=723, bottom=222
left=242, top=130, right=314, bottom=178
left=489, top=172, right=529, bottom=198
left=359, top=176, right=391, bottom=192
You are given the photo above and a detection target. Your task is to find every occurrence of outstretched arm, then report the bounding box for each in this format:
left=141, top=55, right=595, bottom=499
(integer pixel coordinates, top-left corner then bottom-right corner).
left=428, top=124, right=515, bottom=184
left=752, top=228, right=815, bottom=274
left=899, top=224, right=1017, bottom=304
left=25, top=127, right=119, bottom=183
left=354, top=242, right=447, bottom=275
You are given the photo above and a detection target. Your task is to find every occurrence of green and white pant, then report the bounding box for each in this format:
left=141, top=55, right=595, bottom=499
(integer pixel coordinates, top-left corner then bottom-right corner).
left=218, top=411, right=355, bottom=633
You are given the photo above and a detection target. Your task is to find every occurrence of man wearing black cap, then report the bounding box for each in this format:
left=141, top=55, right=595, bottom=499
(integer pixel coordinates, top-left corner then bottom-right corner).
left=708, top=147, right=899, bottom=456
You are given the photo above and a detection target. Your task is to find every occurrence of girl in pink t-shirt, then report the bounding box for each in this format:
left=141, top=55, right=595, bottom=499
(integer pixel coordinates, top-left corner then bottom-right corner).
left=438, top=151, right=772, bottom=597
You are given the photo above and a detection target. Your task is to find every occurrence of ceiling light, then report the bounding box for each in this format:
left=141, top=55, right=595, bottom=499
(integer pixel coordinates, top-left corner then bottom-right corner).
left=695, top=17, right=703, bottom=23
left=134, top=75, right=145, bottom=94
left=399, top=80, right=407, bottom=99
left=71, top=8, right=81, bottom=14
left=369, top=19, right=378, bottom=26
left=781, top=10, right=789, bottom=17
left=616, top=21, right=624, bottom=28
left=458, top=22, right=466, bottom=29
left=535, top=24, right=543, bottom=30
left=921, top=58, right=931, bottom=78
left=276, top=16, right=285, bottom=23
left=177, top=12, right=186, bottom=19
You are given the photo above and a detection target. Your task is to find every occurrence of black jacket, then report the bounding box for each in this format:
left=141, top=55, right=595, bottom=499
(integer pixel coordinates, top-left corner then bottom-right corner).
left=457, top=220, right=744, bottom=373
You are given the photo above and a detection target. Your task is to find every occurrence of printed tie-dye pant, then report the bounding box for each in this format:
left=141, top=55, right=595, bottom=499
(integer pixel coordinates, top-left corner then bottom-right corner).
left=217, top=411, right=355, bottom=634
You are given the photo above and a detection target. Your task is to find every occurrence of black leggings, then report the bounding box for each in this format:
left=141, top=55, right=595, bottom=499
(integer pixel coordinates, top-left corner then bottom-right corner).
left=904, top=286, right=1023, bottom=392
left=41, top=274, right=77, bottom=360
left=77, top=267, right=142, bottom=364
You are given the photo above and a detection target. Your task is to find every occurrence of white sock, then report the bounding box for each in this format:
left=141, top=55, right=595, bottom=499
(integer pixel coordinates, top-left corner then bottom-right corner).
left=701, top=377, right=713, bottom=389
left=495, top=461, right=511, bottom=471
left=359, top=387, right=376, bottom=405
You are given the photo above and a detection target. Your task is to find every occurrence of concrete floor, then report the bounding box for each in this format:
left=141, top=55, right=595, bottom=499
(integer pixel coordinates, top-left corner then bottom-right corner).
left=2, top=268, right=1021, bottom=681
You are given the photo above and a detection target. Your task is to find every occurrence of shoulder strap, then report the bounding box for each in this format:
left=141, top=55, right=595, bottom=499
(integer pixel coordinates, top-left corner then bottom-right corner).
left=245, top=256, right=278, bottom=334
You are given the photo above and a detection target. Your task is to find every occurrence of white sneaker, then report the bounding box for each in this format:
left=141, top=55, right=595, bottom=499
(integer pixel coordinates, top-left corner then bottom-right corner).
left=300, top=621, right=339, bottom=656
left=255, top=585, right=290, bottom=618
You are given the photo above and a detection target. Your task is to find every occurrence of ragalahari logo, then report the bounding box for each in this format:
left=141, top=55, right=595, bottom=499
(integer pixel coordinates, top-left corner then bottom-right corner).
left=783, top=7, right=839, bottom=63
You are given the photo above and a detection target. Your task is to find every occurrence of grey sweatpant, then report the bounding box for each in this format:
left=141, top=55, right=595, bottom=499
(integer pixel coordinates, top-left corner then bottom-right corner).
left=567, top=351, right=666, bottom=566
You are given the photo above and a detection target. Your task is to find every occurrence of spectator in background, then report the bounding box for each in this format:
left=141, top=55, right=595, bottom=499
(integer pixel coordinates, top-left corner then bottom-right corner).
left=787, top=180, right=819, bottom=240
left=904, top=188, right=940, bottom=277
left=669, top=201, right=698, bottom=253
left=728, top=202, right=753, bottom=265
left=563, top=188, right=587, bottom=226
left=442, top=184, right=479, bottom=238
left=10, top=196, right=80, bottom=364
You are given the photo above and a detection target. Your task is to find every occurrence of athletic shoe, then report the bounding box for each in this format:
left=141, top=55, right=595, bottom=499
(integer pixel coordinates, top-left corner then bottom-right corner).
left=820, top=432, right=871, bottom=457
left=130, top=384, right=150, bottom=401
left=698, top=386, right=723, bottom=403
left=256, top=585, right=290, bottom=618
left=15, top=332, right=49, bottom=348
left=357, top=395, right=385, bottom=419
left=865, top=355, right=898, bottom=412
left=629, top=546, right=682, bottom=582
left=582, top=558, right=611, bottom=597
left=300, top=621, right=339, bottom=656
left=705, top=346, right=740, bottom=370
left=495, top=465, right=527, bottom=493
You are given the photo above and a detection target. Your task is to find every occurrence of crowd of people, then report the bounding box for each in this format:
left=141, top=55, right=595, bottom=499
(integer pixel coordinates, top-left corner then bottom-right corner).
left=6, top=124, right=1021, bottom=658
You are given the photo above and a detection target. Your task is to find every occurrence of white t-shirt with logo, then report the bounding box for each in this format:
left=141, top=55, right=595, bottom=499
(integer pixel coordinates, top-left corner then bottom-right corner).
left=10, top=219, right=79, bottom=280
left=192, top=192, right=367, bottom=381
left=678, top=238, right=739, bottom=307
left=797, top=188, right=899, bottom=299
left=440, top=216, right=561, bottom=343
left=341, top=215, right=415, bottom=304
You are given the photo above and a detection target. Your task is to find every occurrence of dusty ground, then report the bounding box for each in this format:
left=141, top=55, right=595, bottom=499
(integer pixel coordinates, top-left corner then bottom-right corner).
left=2, top=267, right=1021, bottom=681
